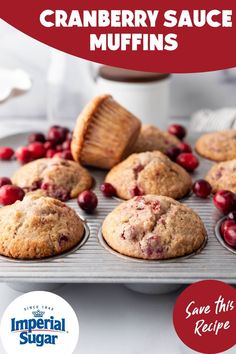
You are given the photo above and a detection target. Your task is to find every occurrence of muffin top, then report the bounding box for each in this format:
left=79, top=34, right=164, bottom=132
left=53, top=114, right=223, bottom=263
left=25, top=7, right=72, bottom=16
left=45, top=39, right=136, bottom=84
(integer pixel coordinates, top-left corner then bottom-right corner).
left=105, top=151, right=192, bottom=200
left=195, top=130, right=236, bottom=161
left=12, top=157, right=93, bottom=201
left=206, top=158, right=236, bottom=194
left=132, top=124, right=180, bottom=154
left=0, top=193, right=84, bottom=259
left=102, top=195, right=206, bottom=260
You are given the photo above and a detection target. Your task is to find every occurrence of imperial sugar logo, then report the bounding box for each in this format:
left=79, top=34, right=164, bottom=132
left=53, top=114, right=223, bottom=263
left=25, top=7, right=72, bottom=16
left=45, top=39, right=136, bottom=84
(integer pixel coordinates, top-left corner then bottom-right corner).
left=0, top=291, right=79, bottom=354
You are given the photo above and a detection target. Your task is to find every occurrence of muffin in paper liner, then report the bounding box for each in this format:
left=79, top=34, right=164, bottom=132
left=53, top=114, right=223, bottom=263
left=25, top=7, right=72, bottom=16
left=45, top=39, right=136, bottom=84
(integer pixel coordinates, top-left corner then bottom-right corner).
left=71, top=95, right=141, bottom=169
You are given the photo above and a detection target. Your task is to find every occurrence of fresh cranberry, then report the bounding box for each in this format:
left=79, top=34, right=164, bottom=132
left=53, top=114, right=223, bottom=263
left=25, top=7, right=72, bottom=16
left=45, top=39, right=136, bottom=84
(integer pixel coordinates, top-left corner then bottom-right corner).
left=166, top=146, right=181, bottom=161
left=223, top=225, right=236, bottom=248
left=46, top=149, right=57, bottom=158
left=177, top=142, right=192, bottom=153
left=77, top=190, right=98, bottom=213
left=192, top=179, right=212, bottom=198
left=47, top=126, right=68, bottom=144
left=15, top=146, right=32, bottom=164
left=213, top=190, right=236, bottom=215
left=100, top=183, right=117, bottom=197
left=227, top=211, right=236, bottom=221
left=56, top=144, right=63, bottom=152
left=62, top=140, right=72, bottom=151
left=60, top=150, right=73, bottom=160
left=176, top=153, right=199, bottom=172
left=0, top=185, right=25, bottom=205
left=220, top=220, right=236, bottom=237
left=28, top=132, right=45, bottom=144
left=0, top=147, right=14, bottom=160
left=28, top=142, right=46, bottom=160
left=44, top=141, right=54, bottom=150
left=168, top=124, right=186, bottom=140
left=0, top=177, right=12, bottom=187
left=131, top=186, right=144, bottom=197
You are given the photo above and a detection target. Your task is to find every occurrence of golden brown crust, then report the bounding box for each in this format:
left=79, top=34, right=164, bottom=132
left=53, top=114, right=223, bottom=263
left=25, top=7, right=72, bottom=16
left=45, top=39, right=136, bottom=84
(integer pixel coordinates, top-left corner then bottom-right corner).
left=12, top=157, right=92, bottom=200
left=102, top=195, right=206, bottom=260
left=0, top=194, right=84, bottom=259
left=132, top=124, right=180, bottom=154
left=105, top=151, right=192, bottom=200
left=195, top=130, right=236, bottom=162
left=205, top=158, right=236, bottom=194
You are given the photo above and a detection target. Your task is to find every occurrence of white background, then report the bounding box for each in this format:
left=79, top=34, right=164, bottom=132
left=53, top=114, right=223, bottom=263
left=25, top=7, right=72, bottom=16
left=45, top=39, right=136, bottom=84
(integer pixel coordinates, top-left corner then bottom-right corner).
left=0, top=19, right=236, bottom=354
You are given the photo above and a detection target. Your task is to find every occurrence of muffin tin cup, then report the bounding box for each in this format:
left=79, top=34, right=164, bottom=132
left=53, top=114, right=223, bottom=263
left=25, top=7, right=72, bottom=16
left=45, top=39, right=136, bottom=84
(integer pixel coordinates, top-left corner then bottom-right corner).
left=98, top=227, right=208, bottom=263
left=215, top=217, right=236, bottom=255
left=0, top=221, right=90, bottom=263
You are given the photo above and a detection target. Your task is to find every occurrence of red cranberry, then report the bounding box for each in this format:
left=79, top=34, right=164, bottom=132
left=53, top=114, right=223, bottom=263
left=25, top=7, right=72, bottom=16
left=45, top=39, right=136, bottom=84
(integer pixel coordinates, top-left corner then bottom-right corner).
left=131, top=186, right=144, bottom=197
left=0, top=147, right=14, bottom=160
left=192, top=179, right=212, bottom=198
left=44, top=141, right=54, bottom=150
left=77, top=190, right=98, bottom=213
left=0, top=185, right=25, bottom=205
left=46, top=149, right=57, bottom=158
left=220, top=220, right=236, bottom=237
left=15, top=146, right=32, bottom=164
left=62, top=140, right=72, bottom=151
left=0, top=177, right=12, bottom=187
left=28, top=142, right=46, bottom=159
left=28, top=132, right=45, bottom=144
left=41, top=182, right=70, bottom=201
left=168, top=124, right=186, bottom=140
left=177, top=142, right=192, bottom=153
left=100, top=183, right=116, bottom=197
left=176, top=153, right=199, bottom=172
left=223, top=225, right=236, bottom=248
left=47, top=126, right=68, bottom=144
left=56, top=144, right=63, bottom=152
left=166, top=146, right=181, bottom=161
left=213, top=190, right=236, bottom=215
left=227, top=211, right=236, bottom=221
left=60, top=150, right=73, bottom=160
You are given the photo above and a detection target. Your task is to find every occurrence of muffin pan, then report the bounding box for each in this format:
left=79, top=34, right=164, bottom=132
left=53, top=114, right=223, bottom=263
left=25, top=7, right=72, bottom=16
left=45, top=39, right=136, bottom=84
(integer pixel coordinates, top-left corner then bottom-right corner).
left=0, top=132, right=235, bottom=284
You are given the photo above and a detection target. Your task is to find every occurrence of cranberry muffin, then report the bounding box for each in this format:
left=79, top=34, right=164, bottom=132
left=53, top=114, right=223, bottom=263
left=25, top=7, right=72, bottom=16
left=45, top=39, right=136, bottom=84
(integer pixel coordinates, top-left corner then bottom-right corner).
left=71, top=95, right=141, bottom=169
left=105, top=151, right=192, bottom=200
left=205, top=159, right=236, bottom=193
left=12, top=157, right=92, bottom=201
left=195, top=130, right=236, bottom=161
left=132, top=124, right=180, bottom=154
left=102, top=195, right=206, bottom=260
left=0, top=193, right=85, bottom=259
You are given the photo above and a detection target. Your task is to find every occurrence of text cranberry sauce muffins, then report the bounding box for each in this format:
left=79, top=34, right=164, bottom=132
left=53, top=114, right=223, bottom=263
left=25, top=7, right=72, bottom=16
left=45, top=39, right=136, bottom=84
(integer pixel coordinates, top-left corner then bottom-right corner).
left=7, top=95, right=236, bottom=260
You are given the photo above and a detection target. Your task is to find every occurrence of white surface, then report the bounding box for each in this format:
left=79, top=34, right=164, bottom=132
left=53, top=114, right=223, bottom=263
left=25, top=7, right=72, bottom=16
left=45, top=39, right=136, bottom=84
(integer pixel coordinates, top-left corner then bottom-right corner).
left=0, top=19, right=236, bottom=354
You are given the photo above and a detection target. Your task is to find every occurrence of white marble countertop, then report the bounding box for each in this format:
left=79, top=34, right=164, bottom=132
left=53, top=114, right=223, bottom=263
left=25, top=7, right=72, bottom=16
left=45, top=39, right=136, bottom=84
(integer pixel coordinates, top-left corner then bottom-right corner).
left=0, top=19, right=236, bottom=354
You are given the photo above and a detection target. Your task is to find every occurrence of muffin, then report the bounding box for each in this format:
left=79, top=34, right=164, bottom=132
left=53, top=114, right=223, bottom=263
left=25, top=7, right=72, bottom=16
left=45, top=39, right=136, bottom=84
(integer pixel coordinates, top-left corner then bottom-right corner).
left=0, top=193, right=85, bottom=259
left=195, top=130, right=236, bottom=161
left=205, top=159, right=236, bottom=193
left=132, top=124, right=180, bottom=153
left=105, top=151, right=192, bottom=200
left=102, top=195, right=206, bottom=260
left=12, top=157, right=92, bottom=201
left=71, top=95, right=141, bottom=169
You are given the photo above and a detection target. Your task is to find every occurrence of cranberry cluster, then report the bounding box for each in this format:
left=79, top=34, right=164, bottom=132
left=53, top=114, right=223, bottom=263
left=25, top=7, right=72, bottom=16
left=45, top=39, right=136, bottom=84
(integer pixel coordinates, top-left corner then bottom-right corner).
left=0, top=126, right=73, bottom=164
left=166, top=124, right=199, bottom=172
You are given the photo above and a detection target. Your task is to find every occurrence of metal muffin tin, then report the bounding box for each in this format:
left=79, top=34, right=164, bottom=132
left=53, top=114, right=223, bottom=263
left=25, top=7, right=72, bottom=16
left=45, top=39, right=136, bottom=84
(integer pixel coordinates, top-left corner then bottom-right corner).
left=0, top=132, right=235, bottom=285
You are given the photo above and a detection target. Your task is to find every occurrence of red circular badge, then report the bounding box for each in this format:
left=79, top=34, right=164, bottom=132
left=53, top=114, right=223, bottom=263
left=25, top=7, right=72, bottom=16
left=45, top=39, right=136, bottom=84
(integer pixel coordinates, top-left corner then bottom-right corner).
left=173, top=280, right=236, bottom=353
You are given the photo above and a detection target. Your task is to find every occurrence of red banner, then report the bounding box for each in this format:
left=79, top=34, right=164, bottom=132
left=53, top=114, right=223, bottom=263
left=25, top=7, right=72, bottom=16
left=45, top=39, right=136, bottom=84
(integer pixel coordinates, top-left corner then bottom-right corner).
left=0, top=0, right=236, bottom=73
